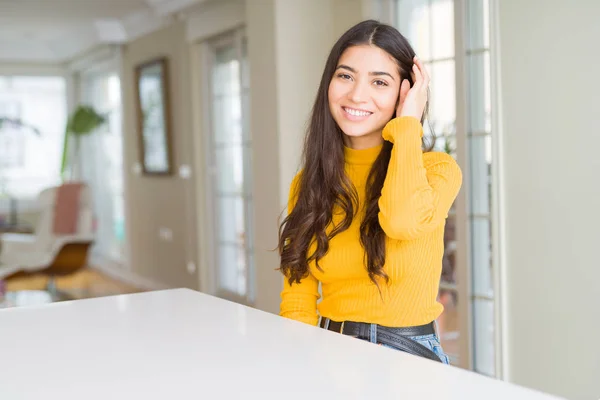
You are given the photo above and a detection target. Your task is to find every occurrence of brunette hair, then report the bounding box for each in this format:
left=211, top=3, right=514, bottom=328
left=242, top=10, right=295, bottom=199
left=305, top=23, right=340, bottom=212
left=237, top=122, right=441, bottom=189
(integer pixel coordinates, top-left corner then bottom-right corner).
left=278, top=20, right=432, bottom=287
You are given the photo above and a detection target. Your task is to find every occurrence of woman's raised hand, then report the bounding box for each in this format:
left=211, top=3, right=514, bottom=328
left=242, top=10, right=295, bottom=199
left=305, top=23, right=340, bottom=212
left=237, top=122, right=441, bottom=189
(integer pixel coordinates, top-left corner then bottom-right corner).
left=396, top=56, right=430, bottom=122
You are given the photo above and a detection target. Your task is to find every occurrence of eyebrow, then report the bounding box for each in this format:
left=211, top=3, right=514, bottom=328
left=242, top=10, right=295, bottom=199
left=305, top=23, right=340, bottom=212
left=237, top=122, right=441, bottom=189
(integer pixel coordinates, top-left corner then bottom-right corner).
left=336, top=64, right=395, bottom=81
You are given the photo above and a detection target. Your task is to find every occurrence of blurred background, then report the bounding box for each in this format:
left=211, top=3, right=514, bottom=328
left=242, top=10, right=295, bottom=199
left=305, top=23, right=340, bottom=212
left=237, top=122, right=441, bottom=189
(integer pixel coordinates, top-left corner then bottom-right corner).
left=0, top=0, right=598, bottom=399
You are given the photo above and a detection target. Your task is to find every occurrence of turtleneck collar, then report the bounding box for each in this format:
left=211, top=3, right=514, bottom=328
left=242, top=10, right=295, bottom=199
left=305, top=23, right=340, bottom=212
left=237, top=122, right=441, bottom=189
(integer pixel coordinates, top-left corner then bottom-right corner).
left=344, top=144, right=383, bottom=165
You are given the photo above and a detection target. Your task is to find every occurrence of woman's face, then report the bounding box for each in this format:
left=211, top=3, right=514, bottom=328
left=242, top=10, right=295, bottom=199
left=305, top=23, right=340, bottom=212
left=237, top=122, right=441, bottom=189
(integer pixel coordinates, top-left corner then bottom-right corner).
left=328, top=45, right=401, bottom=149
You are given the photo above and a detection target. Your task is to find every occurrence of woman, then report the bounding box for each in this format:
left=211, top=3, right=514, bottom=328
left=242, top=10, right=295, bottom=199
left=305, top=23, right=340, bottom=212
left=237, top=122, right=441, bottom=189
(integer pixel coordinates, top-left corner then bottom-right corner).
left=278, top=20, right=462, bottom=364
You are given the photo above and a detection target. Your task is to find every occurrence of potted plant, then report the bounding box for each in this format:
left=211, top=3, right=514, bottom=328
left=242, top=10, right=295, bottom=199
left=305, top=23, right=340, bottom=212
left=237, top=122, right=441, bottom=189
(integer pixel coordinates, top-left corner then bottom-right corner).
left=60, top=105, right=106, bottom=181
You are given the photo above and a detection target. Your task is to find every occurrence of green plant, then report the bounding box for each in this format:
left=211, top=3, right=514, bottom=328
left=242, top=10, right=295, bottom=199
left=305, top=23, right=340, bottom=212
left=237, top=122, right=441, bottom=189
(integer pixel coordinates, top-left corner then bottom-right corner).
left=0, top=117, right=40, bottom=135
left=60, top=105, right=106, bottom=179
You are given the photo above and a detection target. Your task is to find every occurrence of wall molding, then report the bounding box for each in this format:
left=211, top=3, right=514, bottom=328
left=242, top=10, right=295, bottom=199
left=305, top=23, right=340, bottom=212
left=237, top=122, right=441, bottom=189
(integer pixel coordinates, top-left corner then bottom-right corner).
left=90, top=255, right=171, bottom=292
left=65, top=45, right=120, bottom=73
left=152, top=0, right=210, bottom=17
left=186, top=0, right=245, bottom=43
left=0, top=63, right=66, bottom=76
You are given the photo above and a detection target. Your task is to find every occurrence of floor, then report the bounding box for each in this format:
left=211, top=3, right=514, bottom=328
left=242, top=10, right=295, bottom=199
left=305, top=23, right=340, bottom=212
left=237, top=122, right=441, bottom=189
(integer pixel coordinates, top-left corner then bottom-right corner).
left=3, top=268, right=142, bottom=300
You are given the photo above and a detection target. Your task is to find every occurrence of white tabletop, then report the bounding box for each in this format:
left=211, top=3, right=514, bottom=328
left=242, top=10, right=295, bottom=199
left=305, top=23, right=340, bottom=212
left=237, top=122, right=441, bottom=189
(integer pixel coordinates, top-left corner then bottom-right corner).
left=0, top=288, right=560, bottom=400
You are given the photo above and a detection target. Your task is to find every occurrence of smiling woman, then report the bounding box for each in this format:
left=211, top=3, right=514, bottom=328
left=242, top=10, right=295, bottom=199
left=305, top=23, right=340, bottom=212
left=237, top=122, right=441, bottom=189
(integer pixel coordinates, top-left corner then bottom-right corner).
left=277, top=20, right=462, bottom=365
left=328, top=45, right=401, bottom=149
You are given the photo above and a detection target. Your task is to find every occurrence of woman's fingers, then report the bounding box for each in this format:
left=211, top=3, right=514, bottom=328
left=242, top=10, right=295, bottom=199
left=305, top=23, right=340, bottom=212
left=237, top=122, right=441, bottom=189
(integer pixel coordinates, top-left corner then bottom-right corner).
left=397, top=56, right=429, bottom=120
left=412, top=62, right=423, bottom=90
left=414, top=56, right=430, bottom=90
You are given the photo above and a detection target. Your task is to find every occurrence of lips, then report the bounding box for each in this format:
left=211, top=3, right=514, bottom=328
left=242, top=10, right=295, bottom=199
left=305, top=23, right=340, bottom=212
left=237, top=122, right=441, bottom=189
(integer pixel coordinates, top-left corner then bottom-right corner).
left=342, top=106, right=373, bottom=121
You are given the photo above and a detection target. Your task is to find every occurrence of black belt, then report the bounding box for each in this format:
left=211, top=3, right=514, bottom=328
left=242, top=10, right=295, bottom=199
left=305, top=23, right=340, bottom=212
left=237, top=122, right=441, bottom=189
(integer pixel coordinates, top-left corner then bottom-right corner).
left=319, top=318, right=442, bottom=363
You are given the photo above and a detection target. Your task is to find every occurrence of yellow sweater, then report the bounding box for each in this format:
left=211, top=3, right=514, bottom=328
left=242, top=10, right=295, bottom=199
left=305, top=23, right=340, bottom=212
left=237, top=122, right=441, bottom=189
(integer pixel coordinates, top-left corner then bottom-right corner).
left=279, top=117, right=463, bottom=327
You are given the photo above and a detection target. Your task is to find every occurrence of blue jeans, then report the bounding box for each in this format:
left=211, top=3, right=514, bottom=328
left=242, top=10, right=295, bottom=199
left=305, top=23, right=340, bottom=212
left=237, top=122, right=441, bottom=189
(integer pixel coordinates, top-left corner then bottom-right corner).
left=390, top=333, right=451, bottom=365
left=366, top=323, right=451, bottom=365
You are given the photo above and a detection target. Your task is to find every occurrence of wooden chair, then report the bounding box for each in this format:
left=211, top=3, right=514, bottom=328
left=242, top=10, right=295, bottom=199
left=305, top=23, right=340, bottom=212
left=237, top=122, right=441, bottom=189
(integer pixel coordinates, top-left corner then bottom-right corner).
left=0, top=183, right=95, bottom=299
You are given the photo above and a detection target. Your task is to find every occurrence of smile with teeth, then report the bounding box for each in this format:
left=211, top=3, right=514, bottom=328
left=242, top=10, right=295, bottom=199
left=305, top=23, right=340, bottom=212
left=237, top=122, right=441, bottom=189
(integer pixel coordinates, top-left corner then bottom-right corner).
left=343, top=107, right=372, bottom=117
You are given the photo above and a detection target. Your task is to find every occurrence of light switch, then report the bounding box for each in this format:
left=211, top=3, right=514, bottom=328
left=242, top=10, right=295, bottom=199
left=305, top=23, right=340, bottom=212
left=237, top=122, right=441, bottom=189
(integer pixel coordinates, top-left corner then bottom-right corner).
left=132, top=163, right=142, bottom=175
left=187, top=261, right=196, bottom=274
left=179, top=164, right=191, bottom=179
left=159, top=227, right=173, bottom=241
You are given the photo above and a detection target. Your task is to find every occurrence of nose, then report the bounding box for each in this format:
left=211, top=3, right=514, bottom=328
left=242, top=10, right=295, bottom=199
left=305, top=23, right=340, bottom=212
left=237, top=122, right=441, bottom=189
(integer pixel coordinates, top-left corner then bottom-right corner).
left=347, top=81, right=368, bottom=104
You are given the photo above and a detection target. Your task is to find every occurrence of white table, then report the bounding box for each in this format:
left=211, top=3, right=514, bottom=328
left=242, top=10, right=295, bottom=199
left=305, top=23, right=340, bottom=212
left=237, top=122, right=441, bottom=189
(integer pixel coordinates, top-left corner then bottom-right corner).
left=0, top=288, right=561, bottom=399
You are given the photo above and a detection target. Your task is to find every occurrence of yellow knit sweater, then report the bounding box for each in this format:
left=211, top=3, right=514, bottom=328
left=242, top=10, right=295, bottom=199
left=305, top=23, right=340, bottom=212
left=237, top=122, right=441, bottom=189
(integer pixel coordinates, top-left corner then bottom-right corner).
left=279, top=116, right=463, bottom=327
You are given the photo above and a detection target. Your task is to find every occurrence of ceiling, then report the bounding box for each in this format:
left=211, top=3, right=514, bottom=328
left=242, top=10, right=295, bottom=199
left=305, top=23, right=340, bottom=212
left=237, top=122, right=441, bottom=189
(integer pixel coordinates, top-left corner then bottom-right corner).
left=0, top=0, right=208, bottom=63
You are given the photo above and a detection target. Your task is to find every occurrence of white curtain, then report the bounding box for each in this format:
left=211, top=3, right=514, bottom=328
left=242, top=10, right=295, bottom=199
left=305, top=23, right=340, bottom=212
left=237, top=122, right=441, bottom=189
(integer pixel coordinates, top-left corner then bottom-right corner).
left=79, top=74, right=125, bottom=263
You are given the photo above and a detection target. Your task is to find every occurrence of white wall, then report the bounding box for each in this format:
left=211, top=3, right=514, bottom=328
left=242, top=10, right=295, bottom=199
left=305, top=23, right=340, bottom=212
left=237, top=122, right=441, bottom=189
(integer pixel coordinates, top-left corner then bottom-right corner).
left=245, top=0, right=282, bottom=313
left=120, top=21, right=200, bottom=290
left=498, top=1, right=600, bottom=399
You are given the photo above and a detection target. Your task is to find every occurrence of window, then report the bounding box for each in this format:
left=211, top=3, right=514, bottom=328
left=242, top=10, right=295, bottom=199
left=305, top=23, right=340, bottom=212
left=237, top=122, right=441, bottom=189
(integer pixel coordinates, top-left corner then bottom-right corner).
left=80, top=73, right=126, bottom=263
left=393, top=0, right=497, bottom=375
left=206, top=30, right=254, bottom=303
left=465, top=0, right=495, bottom=377
left=0, top=76, right=66, bottom=199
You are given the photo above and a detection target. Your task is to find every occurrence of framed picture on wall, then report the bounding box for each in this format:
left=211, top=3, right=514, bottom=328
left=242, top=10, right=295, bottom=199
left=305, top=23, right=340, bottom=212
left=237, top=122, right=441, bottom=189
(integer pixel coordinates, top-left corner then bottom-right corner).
left=134, top=57, right=173, bottom=175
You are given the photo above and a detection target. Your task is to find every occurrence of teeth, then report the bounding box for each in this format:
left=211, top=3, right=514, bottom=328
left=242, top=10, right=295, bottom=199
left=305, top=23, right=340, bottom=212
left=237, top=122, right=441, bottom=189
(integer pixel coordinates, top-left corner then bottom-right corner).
left=344, top=107, right=371, bottom=117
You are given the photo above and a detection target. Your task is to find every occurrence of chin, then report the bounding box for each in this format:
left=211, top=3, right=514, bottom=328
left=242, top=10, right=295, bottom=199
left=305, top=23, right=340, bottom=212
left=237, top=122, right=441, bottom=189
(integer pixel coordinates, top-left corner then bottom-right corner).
left=336, top=121, right=364, bottom=134
left=338, top=123, right=379, bottom=138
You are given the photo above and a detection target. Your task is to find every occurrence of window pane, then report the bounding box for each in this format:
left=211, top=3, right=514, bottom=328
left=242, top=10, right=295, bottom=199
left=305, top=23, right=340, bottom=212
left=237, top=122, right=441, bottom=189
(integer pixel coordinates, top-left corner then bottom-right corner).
left=210, top=36, right=254, bottom=301
left=468, top=135, right=491, bottom=215
left=218, top=243, right=247, bottom=296
left=215, top=145, right=244, bottom=194
left=242, top=144, right=253, bottom=196
left=429, top=60, right=456, bottom=134
left=213, top=95, right=242, bottom=145
left=0, top=122, right=25, bottom=168
left=467, top=51, right=491, bottom=133
left=473, top=298, right=495, bottom=376
left=439, top=206, right=460, bottom=363
left=80, top=73, right=125, bottom=262
left=212, top=43, right=242, bottom=146
left=442, top=211, right=457, bottom=284
left=217, top=195, right=246, bottom=246
left=471, top=217, right=493, bottom=297
left=213, top=46, right=240, bottom=96
left=437, top=289, right=460, bottom=363
left=241, top=38, right=250, bottom=90
left=396, top=0, right=431, bottom=60
left=431, top=132, right=456, bottom=156
left=241, top=90, right=251, bottom=142
left=244, top=199, right=254, bottom=250
left=431, top=0, right=455, bottom=59
left=467, top=0, right=490, bottom=50
left=0, top=76, right=66, bottom=198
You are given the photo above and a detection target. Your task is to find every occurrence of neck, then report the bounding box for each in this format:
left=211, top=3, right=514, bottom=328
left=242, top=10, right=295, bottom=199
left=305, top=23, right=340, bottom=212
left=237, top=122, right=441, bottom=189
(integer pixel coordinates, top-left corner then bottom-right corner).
left=343, top=130, right=384, bottom=150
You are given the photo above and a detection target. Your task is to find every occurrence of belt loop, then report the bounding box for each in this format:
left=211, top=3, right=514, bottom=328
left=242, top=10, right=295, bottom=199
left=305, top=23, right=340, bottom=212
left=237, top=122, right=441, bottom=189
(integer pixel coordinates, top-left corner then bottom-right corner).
left=324, top=318, right=331, bottom=330
left=433, top=320, right=440, bottom=341
left=370, top=323, right=377, bottom=344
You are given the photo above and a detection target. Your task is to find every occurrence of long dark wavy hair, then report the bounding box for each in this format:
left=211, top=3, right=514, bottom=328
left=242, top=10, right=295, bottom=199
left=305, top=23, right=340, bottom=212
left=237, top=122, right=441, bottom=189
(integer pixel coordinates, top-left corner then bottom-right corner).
left=278, top=20, right=433, bottom=287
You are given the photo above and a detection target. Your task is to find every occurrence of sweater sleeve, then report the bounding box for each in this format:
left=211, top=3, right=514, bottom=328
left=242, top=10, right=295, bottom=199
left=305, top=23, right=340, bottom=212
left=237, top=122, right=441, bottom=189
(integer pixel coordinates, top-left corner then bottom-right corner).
left=378, top=117, right=463, bottom=241
left=279, top=172, right=321, bottom=326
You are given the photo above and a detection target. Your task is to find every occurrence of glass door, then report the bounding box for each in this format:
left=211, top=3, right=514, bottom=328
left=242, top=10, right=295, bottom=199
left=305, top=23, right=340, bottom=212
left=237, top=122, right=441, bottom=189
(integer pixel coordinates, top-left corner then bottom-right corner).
left=205, top=29, right=254, bottom=304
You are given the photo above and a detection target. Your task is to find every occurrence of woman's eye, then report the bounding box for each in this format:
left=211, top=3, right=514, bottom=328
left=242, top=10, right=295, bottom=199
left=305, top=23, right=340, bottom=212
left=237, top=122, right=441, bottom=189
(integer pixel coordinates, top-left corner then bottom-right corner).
left=337, top=73, right=352, bottom=80
left=373, top=80, right=388, bottom=87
